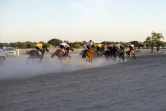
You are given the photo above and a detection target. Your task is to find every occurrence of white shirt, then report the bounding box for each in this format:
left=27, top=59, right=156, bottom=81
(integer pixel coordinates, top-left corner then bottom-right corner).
left=131, top=44, right=134, bottom=47
left=59, top=42, right=70, bottom=48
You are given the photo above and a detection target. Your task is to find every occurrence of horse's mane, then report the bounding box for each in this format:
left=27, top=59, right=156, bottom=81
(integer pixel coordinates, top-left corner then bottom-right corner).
left=92, top=44, right=95, bottom=47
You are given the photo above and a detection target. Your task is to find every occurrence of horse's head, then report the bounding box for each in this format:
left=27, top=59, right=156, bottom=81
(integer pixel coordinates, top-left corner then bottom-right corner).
left=43, top=45, right=49, bottom=52
left=91, top=45, right=97, bottom=51
left=66, top=46, right=74, bottom=51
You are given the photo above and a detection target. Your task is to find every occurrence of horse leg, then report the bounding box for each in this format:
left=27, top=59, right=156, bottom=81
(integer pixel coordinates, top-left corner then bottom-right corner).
left=127, top=55, right=129, bottom=61
left=134, top=54, right=136, bottom=59
left=27, top=57, right=30, bottom=64
left=60, top=59, right=62, bottom=64
left=122, top=55, right=124, bottom=61
left=114, top=56, right=116, bottom=63
left=39, top=58, right=42, bottom=63
left=90, top=57, right=92, bottom=63
left=86, top=56, right=88, bottom=61
left=59, top=57, right=62, bottom=64
left=118, top=56, right=121, bottom=63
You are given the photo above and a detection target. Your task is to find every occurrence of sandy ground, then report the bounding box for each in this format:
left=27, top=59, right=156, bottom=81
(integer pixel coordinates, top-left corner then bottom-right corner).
left=0, top=50, right=166, bottom=111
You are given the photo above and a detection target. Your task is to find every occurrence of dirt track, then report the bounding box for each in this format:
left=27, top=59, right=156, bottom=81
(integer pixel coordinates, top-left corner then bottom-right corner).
left=0, top=53, right=166, bottom=111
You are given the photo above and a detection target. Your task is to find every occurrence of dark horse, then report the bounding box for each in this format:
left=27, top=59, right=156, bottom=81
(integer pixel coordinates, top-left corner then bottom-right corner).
left=26, top=45, right=49, bottom=63
left=82, top=45, right=97, bottom=62
left=94, top=45, right=105, bottom=58
left=104, top=46, right=125, bottom=62
left=51, top=47, right=74, bottom=64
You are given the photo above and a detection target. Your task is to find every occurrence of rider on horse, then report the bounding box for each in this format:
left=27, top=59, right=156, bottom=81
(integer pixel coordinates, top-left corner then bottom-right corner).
left=107, top=43, right=114, bottom=54
left=86, top=40, right=95, bottom=54
left=96, top=43, right=103, bottom=55
left=129, top=43, right=135, bottom=53
left=59, top=40, right=70, bottom=55
left=87, top=40, right=93, bottom=50
left=114, top=43, right=124, bottom=54
left=35, top=42, right=43, bottom=55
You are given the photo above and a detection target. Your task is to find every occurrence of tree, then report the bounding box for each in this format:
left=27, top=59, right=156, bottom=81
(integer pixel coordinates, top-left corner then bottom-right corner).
left=48, top=38, right=62, bottom=47
left=138, top=42, right=144, bottom=48
left=101, top=41, right=113, bottom=45
left=72, top=43, right=80, bottom=48
left=130, top=41, right=139, bottom=47
left=82, top=41, right=87, bottom=45
left=144, top=31, right=164, bottom=53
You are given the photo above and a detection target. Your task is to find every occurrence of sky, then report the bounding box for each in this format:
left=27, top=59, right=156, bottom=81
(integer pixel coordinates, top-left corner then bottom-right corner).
left=0, top=0, right=166, bottom=43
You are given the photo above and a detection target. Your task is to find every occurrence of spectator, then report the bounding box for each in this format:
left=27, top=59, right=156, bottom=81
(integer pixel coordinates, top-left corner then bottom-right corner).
left=16, top=48, right=20, bottom=56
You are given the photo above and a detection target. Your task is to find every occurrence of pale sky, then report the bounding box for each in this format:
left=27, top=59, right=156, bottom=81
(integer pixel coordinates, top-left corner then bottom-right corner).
left=0, top=0, right=166, bottom=43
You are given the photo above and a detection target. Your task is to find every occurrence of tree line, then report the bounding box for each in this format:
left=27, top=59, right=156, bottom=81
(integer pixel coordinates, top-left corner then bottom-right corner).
left=0, top=31, right=165, bottom=52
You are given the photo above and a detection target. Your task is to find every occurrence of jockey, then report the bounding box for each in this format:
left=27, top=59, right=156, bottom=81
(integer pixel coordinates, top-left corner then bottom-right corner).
left=35, top=42, right=43, bottom=55
left=114, top=43, right=123, bottom=53
left=87, top=40, right=93, bottom=50
left=107, top=43, right=114, bottom=50
left=59, top=40, right=70, bottom=55
left=107, top=43, right=114, bottom=54
left=129, top=43, right=135, bottom=52
left=120, top=44, right=125, bottom=53
left=96, top=43, right=103, bottom=55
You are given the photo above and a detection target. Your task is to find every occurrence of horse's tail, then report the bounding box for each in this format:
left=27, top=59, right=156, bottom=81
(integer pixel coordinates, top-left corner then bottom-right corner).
left=82, top=50, right=86, bottom=58
left=51, top=52, right=56, bottom=58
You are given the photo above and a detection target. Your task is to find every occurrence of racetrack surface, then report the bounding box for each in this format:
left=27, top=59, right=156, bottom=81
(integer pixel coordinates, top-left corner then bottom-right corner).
left=0, top=53, right=166, bottom=111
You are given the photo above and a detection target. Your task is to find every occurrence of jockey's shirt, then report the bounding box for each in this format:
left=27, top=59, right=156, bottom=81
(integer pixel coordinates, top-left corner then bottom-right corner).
left=59, top=42, right=70, bottom=48
left=35, top=43, right=43, bottom=50
left=115, top=44, right=122, bottom=48
left=131, top=44, right=134, bottom=48
left=108, top=45, right=114, bottom=49
left=96, top=43, right=102, bottom=48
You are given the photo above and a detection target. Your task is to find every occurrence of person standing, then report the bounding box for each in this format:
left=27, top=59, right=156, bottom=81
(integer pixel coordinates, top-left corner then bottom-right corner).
left=16, top=48, right=20, bottom=56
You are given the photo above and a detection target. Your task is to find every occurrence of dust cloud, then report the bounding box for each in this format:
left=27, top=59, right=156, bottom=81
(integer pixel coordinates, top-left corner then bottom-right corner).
left=0, top=54, right=124, bottom=80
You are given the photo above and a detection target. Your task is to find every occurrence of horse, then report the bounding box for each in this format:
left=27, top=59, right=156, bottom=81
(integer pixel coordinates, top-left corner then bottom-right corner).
left=26, top=45, right=49, bottom=63
left=94, top=45, right=105, bottom=58
left=113, top=50, right=124, bottom=62
left=104, top=46, right=125, bottom=62
left=82, top=45, right=97, bottom=62
left=104, top=49, right=114, bottom=60
left=51, top=46, right=74, bottom=64
left=126, top=47, right=136, bottom=60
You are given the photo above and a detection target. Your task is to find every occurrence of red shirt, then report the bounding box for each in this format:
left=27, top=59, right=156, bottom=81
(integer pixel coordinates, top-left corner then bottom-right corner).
left=108, top=45, right=114, bottom=49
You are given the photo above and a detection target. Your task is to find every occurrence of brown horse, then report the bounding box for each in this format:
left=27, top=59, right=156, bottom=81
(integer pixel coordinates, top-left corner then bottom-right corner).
left=126, top=47, right=136, bottom=60
left=51, top=47, right=74, bottom=64
left=82, top=45, right=97, bottom=62
left=26, top=45, right=49, bottom=63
